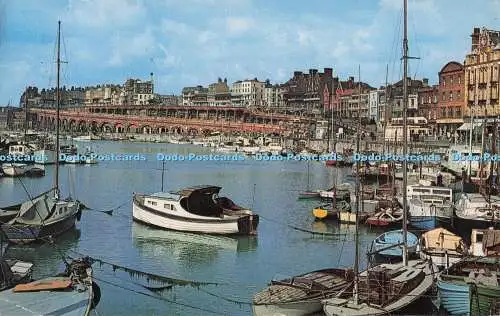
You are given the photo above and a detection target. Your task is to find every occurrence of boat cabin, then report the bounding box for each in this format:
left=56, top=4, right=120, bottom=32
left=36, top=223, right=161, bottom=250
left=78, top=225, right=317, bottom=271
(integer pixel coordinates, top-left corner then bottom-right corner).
left=406, top=185, right=452, bottom=203
left=470, top=229, right=500, bottom=257
left=143, top=185, right=247, bottom=218
left=8, top=145, right=32, bottom=156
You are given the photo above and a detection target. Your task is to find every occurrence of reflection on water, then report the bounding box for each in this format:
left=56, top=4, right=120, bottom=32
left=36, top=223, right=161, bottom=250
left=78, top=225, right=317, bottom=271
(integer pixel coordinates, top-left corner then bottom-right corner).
left=3, top=228, right=81, bottom=278
left=131, top=223, right=258, bottom=266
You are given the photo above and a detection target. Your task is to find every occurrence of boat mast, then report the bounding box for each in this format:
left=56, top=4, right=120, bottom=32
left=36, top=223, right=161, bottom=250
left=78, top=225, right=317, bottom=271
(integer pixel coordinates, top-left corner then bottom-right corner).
left=402, top=0, right=409, bottom=266
left=54, top=21, right=61, bottom=199
left=331, top=80, right=336, bottom=153
left=24, top=87, right=28, bottom=143
left=383, top=64, right=389, bottom=156
left=354, top=64, right=361, bottom=305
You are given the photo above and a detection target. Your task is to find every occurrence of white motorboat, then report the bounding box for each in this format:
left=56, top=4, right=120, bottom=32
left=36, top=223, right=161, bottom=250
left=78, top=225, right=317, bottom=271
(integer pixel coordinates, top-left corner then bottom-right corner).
left=132, top=185, right=259, bottom=235
left=455, top=193, right=500, bottom=229
left=1, top=163, right=27, bottom=177
left=73, top=135, right=91, bottom=141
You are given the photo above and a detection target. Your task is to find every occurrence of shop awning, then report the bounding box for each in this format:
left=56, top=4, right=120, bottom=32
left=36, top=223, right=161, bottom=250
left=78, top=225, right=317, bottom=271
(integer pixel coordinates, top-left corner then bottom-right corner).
left=457, top=122, right=483, bottom=131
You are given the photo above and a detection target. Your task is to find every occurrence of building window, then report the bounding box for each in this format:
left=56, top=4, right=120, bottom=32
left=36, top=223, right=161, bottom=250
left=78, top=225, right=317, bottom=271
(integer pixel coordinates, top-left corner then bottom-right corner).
left=443, top=78, right=446, bottom=86
left=458, top=76, right=461, bottom=84
left=449, top=92, right=453, bottom=101
left=442, top=93, right=446, bottom=101
left=450, top=77, right=454, bottom=85
left=442, top=108, right=446, bottom=117
left=457, top=90, right=461, bottom=98
left=456, top=108, right=461, bottom=118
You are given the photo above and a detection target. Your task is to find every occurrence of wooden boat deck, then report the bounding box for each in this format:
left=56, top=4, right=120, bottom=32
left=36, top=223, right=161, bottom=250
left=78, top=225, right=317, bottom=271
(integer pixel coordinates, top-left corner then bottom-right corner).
left=254, top=270, right=351, bottom=304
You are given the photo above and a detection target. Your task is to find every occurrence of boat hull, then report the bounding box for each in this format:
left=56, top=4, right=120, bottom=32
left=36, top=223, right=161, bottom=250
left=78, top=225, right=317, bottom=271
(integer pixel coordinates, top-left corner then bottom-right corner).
left=1, top=213, right=78, bottom=244
left=297, top=192, right=320, bottom=199
left=252, top=300, right=322, bottom=316
left=1, top=164, right=27, bottom=177
left=455, top=216, right=500, bottom=232
left=132, top=198, right=258, bottom=235
left=437, top=279, right=470, bottom=315
left=419, top=251, right=463, bottom=270
left=470, top=284, right=500, bottom=316
left=409, top=216, right=436, bottom=230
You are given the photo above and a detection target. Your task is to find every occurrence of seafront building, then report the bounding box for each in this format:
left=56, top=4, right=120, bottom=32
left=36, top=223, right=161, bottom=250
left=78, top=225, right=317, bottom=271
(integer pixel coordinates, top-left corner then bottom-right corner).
left=9, top=25, right=500, bottom=139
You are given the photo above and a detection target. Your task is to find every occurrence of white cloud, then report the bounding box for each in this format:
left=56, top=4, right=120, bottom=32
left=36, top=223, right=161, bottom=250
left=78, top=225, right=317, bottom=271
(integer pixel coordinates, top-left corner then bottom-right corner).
left=108, top=29, right=156, bottom=66
left=225, top=17, right=254, bottom=35
left=67, top=0, right=146, bottom=28
left=0, top=61, right=32, bottom=104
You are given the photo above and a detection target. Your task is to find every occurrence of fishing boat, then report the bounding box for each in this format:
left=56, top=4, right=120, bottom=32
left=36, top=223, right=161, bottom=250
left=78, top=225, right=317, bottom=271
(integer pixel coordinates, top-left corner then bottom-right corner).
left=399, top=184, right=454, bottom=230
left=252, top=268, right=354, bottom=316
left=1, top=163, right=27, bottom=177
left=417, top=228, right=467, bottom=270
left=132, top=185, right=259, bottom=235
left=408, top=197, right=454, bottom=230
left=370, top=229, right=418, bottom=258
left=1, top=22, right=83, bottom=245
left=437, top=257, right=500, bottom=315
left=0, top=257, right=100, bottom=315
left=365, top=207, right=403, bottom=227
left=455, top=193, right=500, bottom=230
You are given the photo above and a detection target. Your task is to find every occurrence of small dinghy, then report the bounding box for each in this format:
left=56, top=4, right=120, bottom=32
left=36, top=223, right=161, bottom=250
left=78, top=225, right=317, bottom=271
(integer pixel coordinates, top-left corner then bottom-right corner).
left=298, top=190, right=321, bottom=199
left=312, top=200, right=350, bottom=220
left=253, top=268, right=354, bottom=316
left=365, top=207, right=403, bottom=227
left=370, top=229, right=418, bottom=258
left=417, top=228, right=467, bottom=270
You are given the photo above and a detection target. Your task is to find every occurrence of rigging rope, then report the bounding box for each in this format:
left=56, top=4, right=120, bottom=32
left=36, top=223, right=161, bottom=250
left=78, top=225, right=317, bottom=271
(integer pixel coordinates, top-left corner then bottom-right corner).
left=92, top=276, right=224, bottom=315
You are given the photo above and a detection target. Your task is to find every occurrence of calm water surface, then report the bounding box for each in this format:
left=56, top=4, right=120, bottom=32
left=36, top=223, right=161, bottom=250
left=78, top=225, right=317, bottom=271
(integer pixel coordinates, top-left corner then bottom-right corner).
left=1, top=141, right=397, bottom=316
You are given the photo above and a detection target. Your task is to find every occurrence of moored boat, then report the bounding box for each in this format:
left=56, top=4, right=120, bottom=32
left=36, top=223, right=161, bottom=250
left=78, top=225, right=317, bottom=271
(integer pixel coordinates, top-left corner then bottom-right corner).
left=365, top=207, right=403, bottom=227
left=298, top=190, right=321, bottom=199
left=1, top=163, right=27, bottom=177
left=132, top=185, right=259, bottom=235
left=1, top=188, right=83, bottom=244
left=437, top=257, right=500, bottom=315
left=252, top=268, right=354, bottom=316
left=0, top=257, right=100, bottom=315
left=455, top=193, right=500, bottom=230
left=370, top=229, right=418, bottom=258
left=0, top=258, right=33, bottom=291
left=470, top=228, right=500, bottom=257
left=417, top=228, right=467, bottom=270
left=323, top=259, right=436, bottom=316
left=408, top=197, right=454, bottom=230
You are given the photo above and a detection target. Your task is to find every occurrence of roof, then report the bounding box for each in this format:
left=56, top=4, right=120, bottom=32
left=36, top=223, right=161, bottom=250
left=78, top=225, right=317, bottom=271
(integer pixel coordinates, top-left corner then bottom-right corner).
left=170, top=185, right=222, bottom=196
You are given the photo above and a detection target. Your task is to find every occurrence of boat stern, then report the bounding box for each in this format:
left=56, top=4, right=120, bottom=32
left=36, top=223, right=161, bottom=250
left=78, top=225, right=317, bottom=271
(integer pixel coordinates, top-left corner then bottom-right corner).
left=238, top=214, right=259, bottom=235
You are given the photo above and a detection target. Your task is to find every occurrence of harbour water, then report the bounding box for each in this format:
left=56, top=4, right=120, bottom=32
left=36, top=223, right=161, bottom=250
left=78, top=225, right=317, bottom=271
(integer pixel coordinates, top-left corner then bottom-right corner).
left=0, top=141, right=428, bottom=315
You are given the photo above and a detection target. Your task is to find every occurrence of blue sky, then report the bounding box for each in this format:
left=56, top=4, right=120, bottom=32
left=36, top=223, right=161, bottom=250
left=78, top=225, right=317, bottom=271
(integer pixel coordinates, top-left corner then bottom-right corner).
left=0, top=0, right=499, bottom=105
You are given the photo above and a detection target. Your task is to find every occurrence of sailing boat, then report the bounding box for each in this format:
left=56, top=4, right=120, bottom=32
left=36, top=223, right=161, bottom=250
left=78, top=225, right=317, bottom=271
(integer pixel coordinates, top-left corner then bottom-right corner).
left=1, top=21, right=83, bottom=244
left=322, top=1, right=436, bottom=314
left=298, top=161, right=321, bottom=199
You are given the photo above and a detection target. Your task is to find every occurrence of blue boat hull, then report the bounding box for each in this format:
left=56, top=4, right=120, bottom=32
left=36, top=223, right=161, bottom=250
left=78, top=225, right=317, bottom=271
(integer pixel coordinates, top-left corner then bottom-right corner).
left=409, top=216, right=436, bottom=230
left=371, top=230, right=418, bottom=258
left=437, top=279, right=469, bottom=315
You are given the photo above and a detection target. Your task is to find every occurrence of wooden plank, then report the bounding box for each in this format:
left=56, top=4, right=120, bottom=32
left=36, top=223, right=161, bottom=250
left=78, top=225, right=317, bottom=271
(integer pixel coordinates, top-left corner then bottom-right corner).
left=13, top=279, right=72, bottom=292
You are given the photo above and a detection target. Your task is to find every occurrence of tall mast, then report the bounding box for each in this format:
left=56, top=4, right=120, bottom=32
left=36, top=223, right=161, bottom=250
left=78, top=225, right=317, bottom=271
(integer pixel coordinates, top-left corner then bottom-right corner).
left=24, top=87, right=28, bottom=143
left=353, top=64, right=361, bottom=305
left=383, top=65, right=389, bottom=156
left=54, top=20, right=61, bottom=199
left=402, top=0, right=409, bottom=266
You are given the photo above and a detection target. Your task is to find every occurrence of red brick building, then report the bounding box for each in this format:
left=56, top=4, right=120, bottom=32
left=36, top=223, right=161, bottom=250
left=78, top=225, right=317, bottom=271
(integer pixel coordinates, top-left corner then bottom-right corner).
left=417, top=83, right=439, bottom=132
left=436, top=61, right=465, bottom=134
